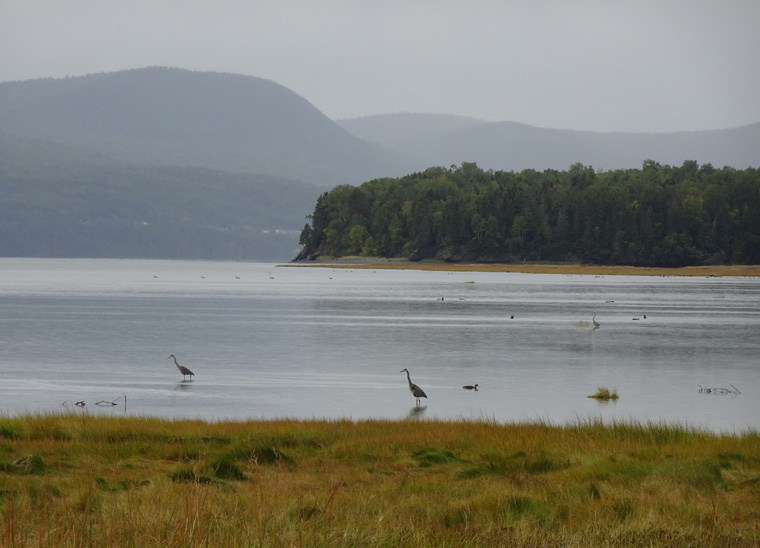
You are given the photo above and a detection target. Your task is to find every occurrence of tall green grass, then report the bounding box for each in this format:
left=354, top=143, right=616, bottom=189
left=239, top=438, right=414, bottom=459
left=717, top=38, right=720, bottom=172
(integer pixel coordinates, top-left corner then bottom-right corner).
left=1, top=413, right=758, bottom=547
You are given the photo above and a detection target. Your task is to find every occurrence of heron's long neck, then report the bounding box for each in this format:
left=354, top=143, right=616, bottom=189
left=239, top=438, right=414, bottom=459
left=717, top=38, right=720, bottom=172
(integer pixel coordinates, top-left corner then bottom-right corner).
left=172, top=356, right=180, bottom=367
left=405, top=370, right=413, bottom=388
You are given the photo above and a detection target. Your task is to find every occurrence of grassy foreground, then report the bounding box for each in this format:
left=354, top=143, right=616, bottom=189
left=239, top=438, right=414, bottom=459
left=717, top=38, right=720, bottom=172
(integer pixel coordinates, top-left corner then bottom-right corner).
left=1, top=415, right=759, bottom=547
left=282, top=258, right=760, bottom=277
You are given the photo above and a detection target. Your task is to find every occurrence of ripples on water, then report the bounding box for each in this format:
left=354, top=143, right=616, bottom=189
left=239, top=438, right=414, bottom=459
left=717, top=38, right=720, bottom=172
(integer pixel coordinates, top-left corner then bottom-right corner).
left=0, top=258, right=758, bottom=433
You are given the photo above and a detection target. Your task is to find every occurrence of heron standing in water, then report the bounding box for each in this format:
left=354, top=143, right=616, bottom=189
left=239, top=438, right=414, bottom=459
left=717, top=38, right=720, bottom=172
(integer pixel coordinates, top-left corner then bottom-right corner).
left=400, top=368, right=427, bottom=406
left=592, top=313, right=600, bottom=329
left=168, top=354, right=194, bottom=381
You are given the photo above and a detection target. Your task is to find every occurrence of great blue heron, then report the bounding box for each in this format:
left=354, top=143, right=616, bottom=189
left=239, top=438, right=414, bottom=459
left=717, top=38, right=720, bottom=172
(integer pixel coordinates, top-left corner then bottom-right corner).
left=168, top=354, right=194, bottom=380
left=592, top=313, right=600, bottom=329
left=463, top=384, right=479, bottom=391
left=400, top=368, right=427, bottom=406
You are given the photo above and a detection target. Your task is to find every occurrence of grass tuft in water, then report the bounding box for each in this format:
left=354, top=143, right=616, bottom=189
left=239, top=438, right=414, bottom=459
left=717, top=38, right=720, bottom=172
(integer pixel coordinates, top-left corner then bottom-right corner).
left=588, top=387, right=619, bottom=400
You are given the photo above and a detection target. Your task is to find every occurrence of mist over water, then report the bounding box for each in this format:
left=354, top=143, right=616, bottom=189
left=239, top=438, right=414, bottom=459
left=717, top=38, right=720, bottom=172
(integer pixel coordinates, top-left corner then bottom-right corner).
left=1, top=259, right=758, bottom=433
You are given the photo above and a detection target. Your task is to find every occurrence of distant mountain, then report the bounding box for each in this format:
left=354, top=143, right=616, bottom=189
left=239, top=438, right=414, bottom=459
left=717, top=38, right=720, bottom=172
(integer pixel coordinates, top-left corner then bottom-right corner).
left=3, top=67, right=756, bottom=261
left=337, top=114, right=760, bottom=171
left=0, top=133, right=320, bottom=260
left=0, top=67, right=416, bottom=186
left=337, top=113, right=485, bottom=154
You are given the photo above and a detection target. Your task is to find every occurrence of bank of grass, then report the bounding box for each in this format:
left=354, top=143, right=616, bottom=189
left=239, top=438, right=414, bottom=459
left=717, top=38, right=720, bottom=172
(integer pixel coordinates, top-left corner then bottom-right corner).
left=282, top=257, right=760, bottom=277
left=1, top=415, right=758, bottom=547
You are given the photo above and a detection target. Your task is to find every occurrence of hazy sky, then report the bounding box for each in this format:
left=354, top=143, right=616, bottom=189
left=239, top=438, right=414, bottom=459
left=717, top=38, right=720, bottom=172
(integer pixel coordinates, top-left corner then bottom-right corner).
left=2, top=0, right=759, bottom=132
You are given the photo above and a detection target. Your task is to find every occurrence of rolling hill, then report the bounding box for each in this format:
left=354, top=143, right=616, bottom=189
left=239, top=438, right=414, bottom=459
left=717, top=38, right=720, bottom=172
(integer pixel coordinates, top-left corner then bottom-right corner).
left=337, top=114, right=760, bottom=171
left=0, top=133, right=321, bottom=261
left=0, top=67, right=416, bottom=187
left=0, top=67, right=415, bottom=259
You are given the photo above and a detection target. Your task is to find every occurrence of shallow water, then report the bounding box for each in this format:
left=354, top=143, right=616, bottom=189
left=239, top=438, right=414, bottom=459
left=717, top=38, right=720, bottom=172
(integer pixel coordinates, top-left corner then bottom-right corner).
left=0, top=258, right=758, bottom=432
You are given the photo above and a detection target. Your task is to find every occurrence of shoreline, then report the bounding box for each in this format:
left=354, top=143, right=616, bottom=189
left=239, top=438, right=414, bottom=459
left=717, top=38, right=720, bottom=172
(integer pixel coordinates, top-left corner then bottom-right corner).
left=282, top=258, right=760, bottom=277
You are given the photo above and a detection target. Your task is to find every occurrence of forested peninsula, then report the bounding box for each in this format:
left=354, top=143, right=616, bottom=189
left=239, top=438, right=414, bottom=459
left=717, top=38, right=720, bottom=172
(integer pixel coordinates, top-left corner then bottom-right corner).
left=295, top=161, right=760, bottom=266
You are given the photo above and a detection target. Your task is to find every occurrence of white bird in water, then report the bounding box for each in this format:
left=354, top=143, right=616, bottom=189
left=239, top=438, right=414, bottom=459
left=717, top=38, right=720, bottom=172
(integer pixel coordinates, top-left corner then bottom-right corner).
left=168, top=354, right=194, bottom=381
left=400, top=368, right=427, bottom=406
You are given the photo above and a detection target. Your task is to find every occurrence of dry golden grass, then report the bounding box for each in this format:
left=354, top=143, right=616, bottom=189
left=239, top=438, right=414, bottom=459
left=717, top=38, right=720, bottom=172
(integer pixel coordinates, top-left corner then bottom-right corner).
left=282, top=259, right=760, bottom=277
left=1, top=414, right=759, bottom=547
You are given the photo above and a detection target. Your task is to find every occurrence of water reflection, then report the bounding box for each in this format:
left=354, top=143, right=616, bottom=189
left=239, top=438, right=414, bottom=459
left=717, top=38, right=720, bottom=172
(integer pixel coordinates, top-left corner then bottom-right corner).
left=590, top=399, right=618, bottom=406
left=407, top=405, right=427, bottom=419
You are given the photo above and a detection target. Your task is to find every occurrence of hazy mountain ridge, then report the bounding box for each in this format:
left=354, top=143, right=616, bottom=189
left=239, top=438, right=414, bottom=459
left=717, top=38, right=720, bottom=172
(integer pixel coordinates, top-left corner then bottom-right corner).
left=337, top=113, right=486, bottom=153
left=1, top=67, right=757, bottom=261
left=337, top=114, right=760, bottom=171
left=3, top=67, right=756, bottom=185
left=0, top=67, right=416, bottom=186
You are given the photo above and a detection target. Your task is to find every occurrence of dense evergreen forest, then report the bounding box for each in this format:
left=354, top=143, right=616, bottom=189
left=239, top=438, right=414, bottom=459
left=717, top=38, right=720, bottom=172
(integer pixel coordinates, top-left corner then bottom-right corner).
left=296, top=161, right=760, bottom=266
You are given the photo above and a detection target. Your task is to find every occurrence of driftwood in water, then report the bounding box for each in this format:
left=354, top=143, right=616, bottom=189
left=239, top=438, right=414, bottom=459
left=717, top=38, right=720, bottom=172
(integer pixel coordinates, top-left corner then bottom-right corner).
left=698, top=384, right=741, bottom=395
left=62, top=394, right=127, bottom=411
left=95, top=394, right=128, bottom=411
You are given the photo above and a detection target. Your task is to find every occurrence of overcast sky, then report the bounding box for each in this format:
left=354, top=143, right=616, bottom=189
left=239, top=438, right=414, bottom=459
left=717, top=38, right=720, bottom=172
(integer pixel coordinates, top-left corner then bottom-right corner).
left=2, top=0, right=759, bottom=133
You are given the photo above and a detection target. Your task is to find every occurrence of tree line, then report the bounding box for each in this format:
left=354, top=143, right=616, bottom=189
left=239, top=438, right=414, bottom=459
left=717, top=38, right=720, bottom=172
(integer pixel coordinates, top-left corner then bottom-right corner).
left=296, top=161, right=760, bottom=266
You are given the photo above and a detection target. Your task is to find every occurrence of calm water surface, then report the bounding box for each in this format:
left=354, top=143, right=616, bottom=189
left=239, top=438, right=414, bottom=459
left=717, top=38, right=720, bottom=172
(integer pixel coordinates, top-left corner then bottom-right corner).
left=1, top=258, right=758, bottom=433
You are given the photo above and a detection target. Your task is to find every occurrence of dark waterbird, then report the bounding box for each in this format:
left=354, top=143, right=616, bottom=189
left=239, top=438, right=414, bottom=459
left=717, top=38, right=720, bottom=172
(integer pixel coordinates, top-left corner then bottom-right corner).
left=400, top=368, right=427, bottom=406
left=168, top=354, right=194, bottom=381
left=463, top=384, right=479, bottom=391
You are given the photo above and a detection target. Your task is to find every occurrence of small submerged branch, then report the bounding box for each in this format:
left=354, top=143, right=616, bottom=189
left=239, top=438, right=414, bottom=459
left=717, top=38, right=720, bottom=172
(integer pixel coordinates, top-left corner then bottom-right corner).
left=95, top=394, right=128, bottom=411
left=698, top=384, right=741, bottom=395
left=62, top=394, right=128, bottom=411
